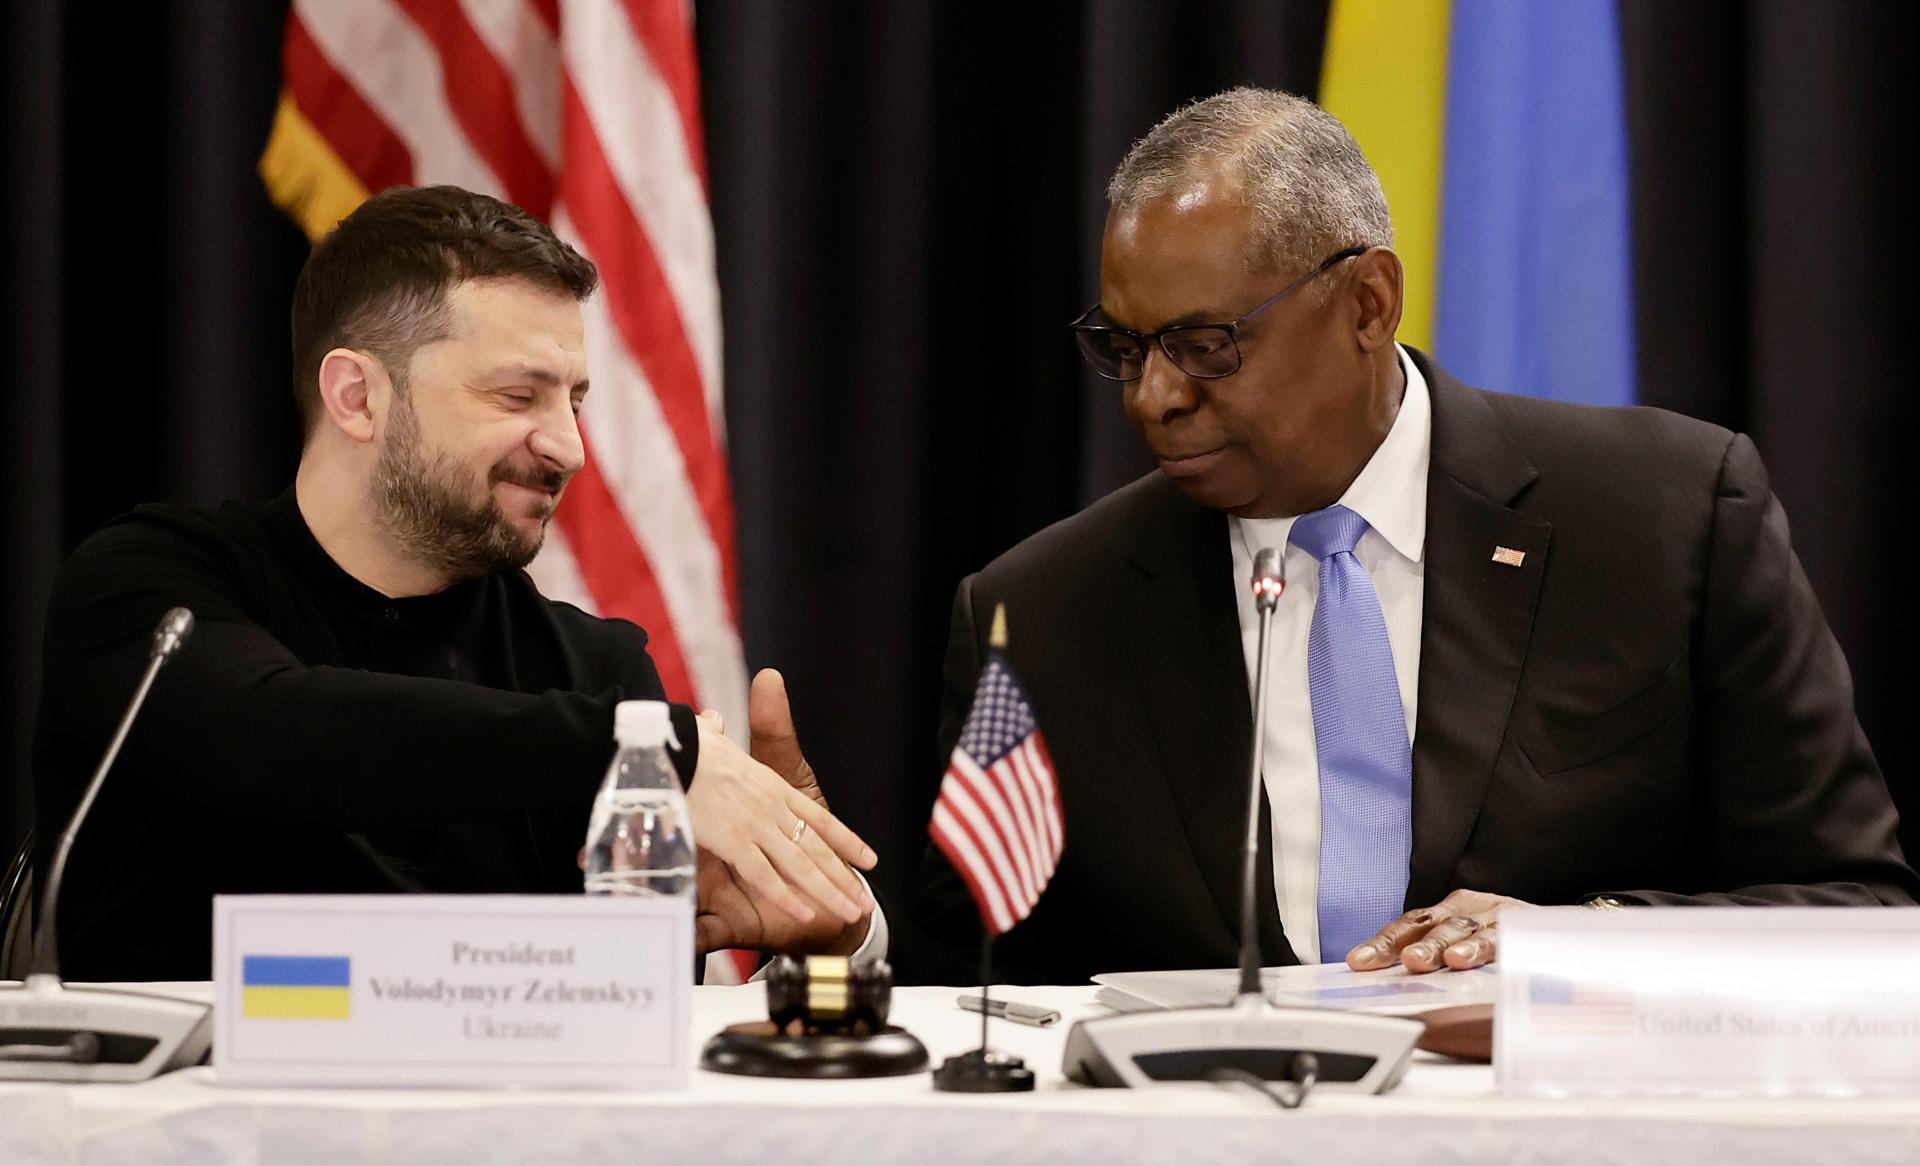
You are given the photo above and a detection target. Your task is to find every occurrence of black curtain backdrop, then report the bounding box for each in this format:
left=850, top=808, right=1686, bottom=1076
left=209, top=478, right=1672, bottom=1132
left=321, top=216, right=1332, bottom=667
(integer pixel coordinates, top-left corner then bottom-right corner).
left=2, top=0, right=311, bottom=867
left=4, top=2, right=1913, bottom=939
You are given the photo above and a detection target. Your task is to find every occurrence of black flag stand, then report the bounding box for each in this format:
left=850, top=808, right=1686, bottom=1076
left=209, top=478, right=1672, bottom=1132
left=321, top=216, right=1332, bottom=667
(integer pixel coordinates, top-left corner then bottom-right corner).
left=931, top=923, right=1035, bottom=1092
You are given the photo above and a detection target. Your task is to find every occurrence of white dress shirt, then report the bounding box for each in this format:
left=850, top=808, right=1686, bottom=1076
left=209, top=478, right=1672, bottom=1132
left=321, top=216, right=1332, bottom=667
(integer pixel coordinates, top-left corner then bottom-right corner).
left=1228, top=345, right=1431, bottom=963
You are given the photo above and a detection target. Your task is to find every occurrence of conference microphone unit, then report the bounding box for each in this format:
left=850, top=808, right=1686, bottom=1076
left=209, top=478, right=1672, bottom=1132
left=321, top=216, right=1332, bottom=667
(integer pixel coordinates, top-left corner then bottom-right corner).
left=0, top=607, right=214, bottom=1083
left=1062, top=548, right=1422, bottom=1102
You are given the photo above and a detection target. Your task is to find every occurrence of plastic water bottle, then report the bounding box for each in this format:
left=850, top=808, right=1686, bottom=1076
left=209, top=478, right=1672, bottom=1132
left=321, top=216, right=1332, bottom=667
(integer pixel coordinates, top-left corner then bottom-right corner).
left=584, top=700, right=696, bottom=898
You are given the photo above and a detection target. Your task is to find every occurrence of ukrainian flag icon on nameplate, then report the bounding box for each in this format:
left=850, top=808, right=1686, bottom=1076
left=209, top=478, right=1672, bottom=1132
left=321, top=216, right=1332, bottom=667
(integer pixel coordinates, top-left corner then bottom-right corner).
left=242, top=955, right=352, bottom=1019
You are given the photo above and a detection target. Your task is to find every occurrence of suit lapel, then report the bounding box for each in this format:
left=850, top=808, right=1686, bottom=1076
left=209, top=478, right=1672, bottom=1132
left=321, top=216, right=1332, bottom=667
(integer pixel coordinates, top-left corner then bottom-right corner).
left=1406, top=353, right=1551, bottom=907
left=1122, top=481, right=1291, bottom=964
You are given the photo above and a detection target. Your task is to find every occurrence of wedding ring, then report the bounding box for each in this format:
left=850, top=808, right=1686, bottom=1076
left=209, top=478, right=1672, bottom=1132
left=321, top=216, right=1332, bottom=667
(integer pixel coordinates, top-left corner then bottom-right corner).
left=790, top=819, right=807, bottom=844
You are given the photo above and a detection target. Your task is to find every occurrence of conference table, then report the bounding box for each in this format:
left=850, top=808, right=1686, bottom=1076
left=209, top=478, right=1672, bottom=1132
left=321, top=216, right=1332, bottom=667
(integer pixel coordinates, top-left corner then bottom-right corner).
left=5, top=982, right=1919, bottom=1164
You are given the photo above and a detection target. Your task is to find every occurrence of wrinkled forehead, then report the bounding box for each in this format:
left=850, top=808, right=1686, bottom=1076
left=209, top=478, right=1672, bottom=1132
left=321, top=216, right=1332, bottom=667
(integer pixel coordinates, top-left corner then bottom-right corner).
left=1099, top=187, right=1268, bottom=331
left=436, top=278, right=588, bottom=377
left=442, top=277, right=584, bottom=341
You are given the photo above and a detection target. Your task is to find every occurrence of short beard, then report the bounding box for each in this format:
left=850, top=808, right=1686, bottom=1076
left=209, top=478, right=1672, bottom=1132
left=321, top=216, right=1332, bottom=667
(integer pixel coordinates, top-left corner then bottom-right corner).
left=371, top=392, right=562, bottom=580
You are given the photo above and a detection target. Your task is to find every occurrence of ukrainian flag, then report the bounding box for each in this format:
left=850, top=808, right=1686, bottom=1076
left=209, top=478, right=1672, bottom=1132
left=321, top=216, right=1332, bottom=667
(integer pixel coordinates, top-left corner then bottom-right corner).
left=1322, top=0, right=1635, bottom=406
left=242, top=955, right=352, bottom=1020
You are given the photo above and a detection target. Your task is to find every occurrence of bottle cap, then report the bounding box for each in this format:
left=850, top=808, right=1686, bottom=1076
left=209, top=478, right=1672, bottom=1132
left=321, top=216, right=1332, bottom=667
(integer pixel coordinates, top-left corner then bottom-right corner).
left=614, top=700, right=678, bottom=748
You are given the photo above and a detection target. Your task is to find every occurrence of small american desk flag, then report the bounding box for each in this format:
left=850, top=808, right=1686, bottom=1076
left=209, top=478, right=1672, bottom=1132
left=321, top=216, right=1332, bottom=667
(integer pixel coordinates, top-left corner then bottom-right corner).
left=929, top=638, right=1063, bottom=936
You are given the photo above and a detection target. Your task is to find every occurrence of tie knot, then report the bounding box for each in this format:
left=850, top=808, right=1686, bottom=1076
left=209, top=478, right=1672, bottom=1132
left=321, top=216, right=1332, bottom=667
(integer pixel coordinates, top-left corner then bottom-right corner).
left=1289, top=504, right=1370, bottom=561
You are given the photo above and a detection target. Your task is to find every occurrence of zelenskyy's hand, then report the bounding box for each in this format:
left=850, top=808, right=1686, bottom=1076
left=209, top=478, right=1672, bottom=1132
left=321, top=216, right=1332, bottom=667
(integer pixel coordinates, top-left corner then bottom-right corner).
left=1345, top=889, right=1530, bottom=973
left=683, top=676, right=876, bottom=931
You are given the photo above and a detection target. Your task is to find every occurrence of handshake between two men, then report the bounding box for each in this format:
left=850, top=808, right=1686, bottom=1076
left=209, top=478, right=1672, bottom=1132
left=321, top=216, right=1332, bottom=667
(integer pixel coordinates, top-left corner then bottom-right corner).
left=647, top=669, right=879, bottom=961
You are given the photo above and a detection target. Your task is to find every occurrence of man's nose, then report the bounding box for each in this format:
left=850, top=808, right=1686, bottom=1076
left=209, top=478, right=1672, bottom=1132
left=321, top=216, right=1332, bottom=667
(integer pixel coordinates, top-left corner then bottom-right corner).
left=529, top=399, right=586, bottom=474
left=1127, top=344, right=1200, bottom=425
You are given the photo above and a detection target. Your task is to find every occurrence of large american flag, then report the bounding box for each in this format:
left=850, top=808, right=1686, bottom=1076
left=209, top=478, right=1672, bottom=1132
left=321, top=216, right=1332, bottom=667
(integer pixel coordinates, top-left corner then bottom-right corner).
left=260, top=0, right=753, bottom=981
left=929, top=654, right=1064, bottom=936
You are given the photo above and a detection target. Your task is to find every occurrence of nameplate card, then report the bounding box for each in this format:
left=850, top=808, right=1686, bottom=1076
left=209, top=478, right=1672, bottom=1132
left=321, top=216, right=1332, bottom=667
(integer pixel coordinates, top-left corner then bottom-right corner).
left=213, top=895, right=691, bottom=1089
left=1498, top=906, right=1920, bottom=1097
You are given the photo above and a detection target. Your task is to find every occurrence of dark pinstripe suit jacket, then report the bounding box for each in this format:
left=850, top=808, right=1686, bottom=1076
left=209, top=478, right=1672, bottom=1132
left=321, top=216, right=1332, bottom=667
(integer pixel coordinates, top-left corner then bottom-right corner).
left=904, top=349, right=1917, bottom=986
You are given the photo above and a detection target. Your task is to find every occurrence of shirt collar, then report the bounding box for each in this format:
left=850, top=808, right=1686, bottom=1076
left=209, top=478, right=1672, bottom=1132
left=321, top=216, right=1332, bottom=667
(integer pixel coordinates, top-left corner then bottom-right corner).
left=1228, top=344, right=1431, bottom=565
left=1334, top=344, right=1430, bottom=564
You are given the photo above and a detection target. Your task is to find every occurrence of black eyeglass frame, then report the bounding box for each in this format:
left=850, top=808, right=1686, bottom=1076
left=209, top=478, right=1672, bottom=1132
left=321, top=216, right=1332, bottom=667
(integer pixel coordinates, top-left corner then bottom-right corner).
left=1069, top=246, right=1369, bottom=382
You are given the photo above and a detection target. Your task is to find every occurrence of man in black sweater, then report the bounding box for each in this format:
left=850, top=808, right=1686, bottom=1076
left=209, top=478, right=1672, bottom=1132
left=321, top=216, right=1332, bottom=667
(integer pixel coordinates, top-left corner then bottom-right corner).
left=34, top=186, right=877, bottom=981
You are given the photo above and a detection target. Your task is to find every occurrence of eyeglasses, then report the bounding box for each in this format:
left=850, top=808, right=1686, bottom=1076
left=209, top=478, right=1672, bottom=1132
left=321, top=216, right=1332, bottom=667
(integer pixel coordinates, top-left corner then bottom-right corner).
left=1069, top=247, right=1367, bottom=382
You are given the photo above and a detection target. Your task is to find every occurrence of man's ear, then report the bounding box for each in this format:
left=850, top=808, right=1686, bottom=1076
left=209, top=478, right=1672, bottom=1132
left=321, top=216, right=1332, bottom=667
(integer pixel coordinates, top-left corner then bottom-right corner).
left=1351, top=247, right=1404, bottom=354
left=314, top=348, right=387, bottom=444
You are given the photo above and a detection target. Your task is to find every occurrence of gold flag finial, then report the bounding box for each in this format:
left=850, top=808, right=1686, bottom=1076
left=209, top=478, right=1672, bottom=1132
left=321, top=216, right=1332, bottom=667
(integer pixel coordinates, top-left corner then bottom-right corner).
left=989, top=603, right=1009, bottom=650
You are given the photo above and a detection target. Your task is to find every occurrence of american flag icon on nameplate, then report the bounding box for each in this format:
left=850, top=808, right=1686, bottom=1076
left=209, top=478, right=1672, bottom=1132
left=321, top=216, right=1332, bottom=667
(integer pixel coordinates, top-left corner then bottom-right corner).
left=1527, top=975, right=1637, bottom=1036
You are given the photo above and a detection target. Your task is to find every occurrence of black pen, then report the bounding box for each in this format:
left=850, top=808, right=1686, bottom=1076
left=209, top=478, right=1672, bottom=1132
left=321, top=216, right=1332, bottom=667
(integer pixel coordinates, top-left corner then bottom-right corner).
left=956, top=995, right=1061, bottom=1027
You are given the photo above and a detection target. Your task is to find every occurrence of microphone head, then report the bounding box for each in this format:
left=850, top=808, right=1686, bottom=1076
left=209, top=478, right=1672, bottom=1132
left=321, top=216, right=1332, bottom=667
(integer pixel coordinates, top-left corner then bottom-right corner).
left=151, top=607, right=194, bottom=661
left=1250, top=548, right=1285, bottom=612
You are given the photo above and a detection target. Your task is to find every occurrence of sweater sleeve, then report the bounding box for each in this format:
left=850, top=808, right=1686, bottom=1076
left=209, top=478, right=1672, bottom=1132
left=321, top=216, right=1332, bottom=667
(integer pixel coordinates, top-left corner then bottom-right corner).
left=37, top=518, right=699, bottom=831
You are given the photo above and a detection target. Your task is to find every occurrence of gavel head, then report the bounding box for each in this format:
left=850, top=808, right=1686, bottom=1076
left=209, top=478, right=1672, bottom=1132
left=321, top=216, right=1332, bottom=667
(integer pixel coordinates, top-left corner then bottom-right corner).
left=765, top=955, right=894, bottom=1035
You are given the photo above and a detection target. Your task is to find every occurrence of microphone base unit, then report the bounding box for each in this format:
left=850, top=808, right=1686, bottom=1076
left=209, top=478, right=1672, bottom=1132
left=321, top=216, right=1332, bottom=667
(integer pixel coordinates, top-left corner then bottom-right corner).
left=0, top=975, right=212, bottom=1083
left=1061, top=993, right=1422, bottom=1096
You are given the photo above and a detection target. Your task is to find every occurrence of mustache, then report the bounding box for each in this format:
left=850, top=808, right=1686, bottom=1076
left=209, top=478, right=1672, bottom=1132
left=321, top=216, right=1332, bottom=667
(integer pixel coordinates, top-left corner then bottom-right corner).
left=492, top=463, right=570, bottom=495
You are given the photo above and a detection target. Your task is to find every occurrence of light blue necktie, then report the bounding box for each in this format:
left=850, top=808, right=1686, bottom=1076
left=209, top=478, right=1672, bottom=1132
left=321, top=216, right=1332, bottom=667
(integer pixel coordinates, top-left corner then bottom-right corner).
left=1289, top=505, right=1413, bottom=964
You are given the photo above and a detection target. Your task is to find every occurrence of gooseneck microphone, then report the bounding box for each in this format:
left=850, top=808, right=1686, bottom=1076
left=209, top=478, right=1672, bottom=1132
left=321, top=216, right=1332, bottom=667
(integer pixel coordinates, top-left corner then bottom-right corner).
left=1237, top=548, right=1285, bottom=999
left=1061, top=549, right=1422, bottom=1101
left=33, top=607, right=194, bottom=977
left=1, top=607, right=214, bottom=1082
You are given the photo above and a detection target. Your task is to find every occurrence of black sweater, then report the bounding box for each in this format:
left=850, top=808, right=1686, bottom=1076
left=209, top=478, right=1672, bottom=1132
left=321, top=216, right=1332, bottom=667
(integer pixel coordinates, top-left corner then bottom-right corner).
left=32, top=490, right=698, bottom=981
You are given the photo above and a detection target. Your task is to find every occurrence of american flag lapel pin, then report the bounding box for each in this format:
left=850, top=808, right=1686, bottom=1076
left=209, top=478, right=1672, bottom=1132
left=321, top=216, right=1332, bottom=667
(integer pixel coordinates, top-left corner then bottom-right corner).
left=1491, top=546, right=1527, bottom=568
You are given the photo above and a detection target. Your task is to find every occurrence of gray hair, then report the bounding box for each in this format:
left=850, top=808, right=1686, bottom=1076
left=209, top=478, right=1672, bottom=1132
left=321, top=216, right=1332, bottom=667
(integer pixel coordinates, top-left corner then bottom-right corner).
left=1107, top=87, right=1393, bottom=280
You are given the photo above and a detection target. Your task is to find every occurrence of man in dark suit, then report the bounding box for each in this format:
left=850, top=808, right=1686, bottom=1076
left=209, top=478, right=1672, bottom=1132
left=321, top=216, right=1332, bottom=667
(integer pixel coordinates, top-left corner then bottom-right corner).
left=907, top=88, right=1915, bottom=987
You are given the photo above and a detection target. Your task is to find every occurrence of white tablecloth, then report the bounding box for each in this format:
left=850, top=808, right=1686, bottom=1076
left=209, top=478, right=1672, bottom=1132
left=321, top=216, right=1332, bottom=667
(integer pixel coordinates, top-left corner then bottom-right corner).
left=6, top=983, right=1920, bottom=1165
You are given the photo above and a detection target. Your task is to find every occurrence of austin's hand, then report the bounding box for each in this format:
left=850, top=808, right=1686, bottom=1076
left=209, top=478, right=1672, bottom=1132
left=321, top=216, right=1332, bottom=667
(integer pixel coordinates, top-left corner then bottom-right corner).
left=750, top=668, right=830, bottom=813
left=1345, top=889, right=1530, bottom=973
left=693, top=846, right=871, bottom=955
left=687, top=669, right=876, bottom=952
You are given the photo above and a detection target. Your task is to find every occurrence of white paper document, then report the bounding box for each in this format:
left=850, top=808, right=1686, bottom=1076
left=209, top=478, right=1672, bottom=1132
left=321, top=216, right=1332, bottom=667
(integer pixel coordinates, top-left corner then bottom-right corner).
left=1092, top=962, right=1496, bottom=1015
